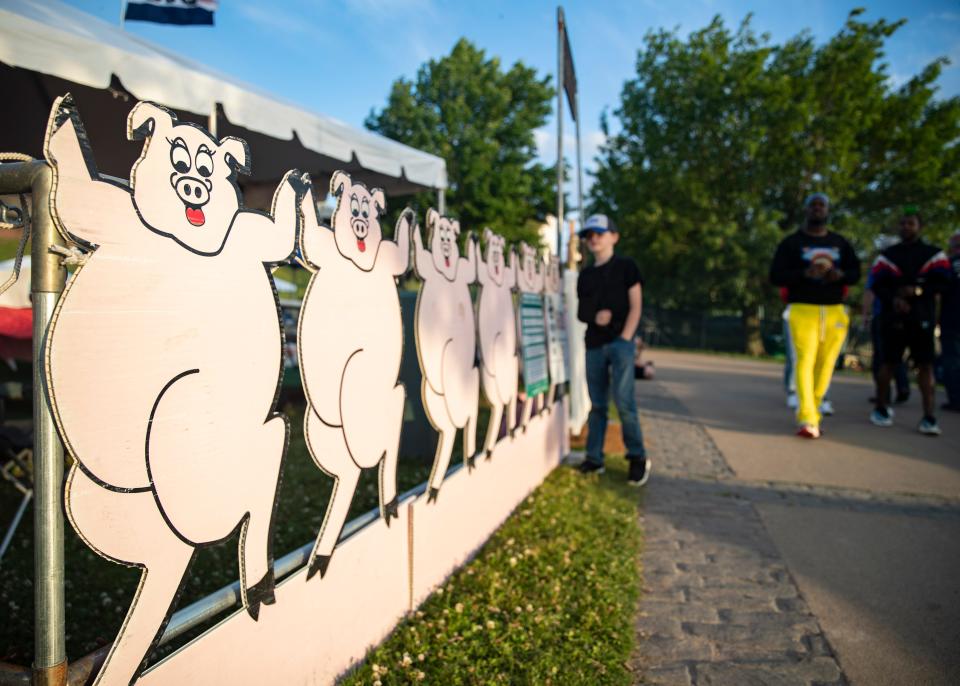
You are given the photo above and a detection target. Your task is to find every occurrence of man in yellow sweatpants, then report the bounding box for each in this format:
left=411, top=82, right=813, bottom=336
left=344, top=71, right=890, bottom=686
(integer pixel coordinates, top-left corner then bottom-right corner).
left=770, top=194, right=860, bottom=438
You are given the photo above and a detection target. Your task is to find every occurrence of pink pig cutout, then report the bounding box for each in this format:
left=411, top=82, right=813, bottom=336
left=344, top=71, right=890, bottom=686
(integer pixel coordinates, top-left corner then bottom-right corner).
left=43, top=95, right=299, bottom=686
left=297, top=170, right=411, bottom=580
left=516, top=241, right=546, bottom=429
left=413, top=208, right=480, bottom=501
left=476, top=228, right=519, bottom=457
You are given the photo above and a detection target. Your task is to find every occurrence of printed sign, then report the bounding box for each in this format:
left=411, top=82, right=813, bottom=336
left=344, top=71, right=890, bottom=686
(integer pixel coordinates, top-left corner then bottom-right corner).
left=519, top=292, right=549, bottom=397
left=545, top=292, right=568, bottom=384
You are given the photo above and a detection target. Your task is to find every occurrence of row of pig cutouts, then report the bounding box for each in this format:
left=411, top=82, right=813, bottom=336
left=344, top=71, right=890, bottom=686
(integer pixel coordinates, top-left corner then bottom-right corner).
left=42, top=96, right=565, bottom=686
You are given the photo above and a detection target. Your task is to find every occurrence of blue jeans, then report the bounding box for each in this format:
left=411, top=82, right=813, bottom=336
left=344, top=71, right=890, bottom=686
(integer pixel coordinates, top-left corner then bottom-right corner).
left=941, top=328, right=960, bottom=406
left=585, top=339, right=646, bottom=464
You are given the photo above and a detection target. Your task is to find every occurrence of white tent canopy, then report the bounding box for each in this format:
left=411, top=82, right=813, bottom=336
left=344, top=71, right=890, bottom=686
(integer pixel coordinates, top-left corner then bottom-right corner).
left=0, top=0, right=447, bottom=192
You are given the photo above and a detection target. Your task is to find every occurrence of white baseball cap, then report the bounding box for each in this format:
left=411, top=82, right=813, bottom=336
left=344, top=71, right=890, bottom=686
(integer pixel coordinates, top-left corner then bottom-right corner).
left=579, top=214, right=618, bottom=236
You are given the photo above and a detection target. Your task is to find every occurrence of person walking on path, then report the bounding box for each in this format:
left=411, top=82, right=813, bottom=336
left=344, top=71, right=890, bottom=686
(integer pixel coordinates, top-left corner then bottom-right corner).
left=576, top=213, right=650, bottom=485
left=869, top=210, right=952, bottom=435
left=941, top=231, right=960, bottom=412
left=863, top=238, right=911, bottom=405
left=770, top=193, right=861, bottom=439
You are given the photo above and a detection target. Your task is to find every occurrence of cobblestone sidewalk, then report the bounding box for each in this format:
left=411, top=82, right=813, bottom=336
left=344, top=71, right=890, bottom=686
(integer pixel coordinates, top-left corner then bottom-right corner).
left=630, top=382, right=848, bottom=686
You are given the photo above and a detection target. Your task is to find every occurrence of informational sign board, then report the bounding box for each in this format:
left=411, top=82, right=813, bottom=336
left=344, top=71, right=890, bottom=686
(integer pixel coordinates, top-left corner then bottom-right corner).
left=519, top=292, right=549, bottom=397
left=545, top=291, right=568, bottom=385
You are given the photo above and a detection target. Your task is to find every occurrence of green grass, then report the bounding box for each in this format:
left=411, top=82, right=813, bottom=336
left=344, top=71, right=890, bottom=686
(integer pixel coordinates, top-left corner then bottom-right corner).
left=340, top=456, right=644, bottom=686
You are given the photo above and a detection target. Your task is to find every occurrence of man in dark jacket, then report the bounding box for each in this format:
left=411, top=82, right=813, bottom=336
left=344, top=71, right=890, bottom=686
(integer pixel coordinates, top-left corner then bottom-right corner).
left=770, top=193, right=861, bottom=438
left=869, top=210, right=951, bottom=434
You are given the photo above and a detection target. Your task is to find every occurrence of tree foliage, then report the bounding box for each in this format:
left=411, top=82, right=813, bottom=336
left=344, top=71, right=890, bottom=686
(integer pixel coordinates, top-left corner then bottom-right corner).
left=366, top=39, right=557, bottom=246
left=591, top=10, right=960, bottom=349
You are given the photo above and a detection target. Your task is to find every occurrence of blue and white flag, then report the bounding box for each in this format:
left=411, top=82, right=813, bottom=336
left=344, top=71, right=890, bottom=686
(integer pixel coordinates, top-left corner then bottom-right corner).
left=124, top=0, right=217, bottom=26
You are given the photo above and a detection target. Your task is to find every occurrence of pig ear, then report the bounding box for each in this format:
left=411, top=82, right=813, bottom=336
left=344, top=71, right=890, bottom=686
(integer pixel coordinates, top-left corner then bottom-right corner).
left=330, top=170, right=349, bottom=197
left=127, top=101, right=173, bottom=141
left=371, top=188, right=386, bottom=217
left=483, top=227, right=493, bottom=243
left=426, top=208, right=439, bottom=234
left=452, top=220, right=461, bottom=236
left=219, top=137, right=250, bottom=175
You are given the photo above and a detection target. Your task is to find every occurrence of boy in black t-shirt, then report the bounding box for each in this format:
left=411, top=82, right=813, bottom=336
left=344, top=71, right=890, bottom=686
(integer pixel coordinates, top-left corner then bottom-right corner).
left=575, top=214, right=650, bottom=486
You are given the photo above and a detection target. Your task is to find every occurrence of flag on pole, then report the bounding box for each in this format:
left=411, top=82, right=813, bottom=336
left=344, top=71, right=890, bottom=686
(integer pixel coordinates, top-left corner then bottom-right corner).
left=124, top=0, right=217, bottom=26
left=558, top=13, right=578, bottom=121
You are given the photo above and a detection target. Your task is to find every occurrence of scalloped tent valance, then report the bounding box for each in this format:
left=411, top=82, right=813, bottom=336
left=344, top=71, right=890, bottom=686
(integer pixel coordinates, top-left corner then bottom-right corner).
left=0, top=0, right=447, bottom=195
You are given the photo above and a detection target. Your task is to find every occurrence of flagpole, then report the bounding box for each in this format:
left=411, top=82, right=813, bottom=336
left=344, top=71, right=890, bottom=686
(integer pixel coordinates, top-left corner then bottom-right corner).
left=120, top=0, right=127, bottom=25
left=556, top=7, right=564, bottom=259
left=575, top=87, right=583, bottom=236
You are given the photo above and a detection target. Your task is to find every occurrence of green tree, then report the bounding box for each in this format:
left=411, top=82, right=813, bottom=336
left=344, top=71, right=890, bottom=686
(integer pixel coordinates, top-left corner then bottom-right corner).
left=592, top=10, right=960, bottom=353
left=366, top=38, right=557, bottom=246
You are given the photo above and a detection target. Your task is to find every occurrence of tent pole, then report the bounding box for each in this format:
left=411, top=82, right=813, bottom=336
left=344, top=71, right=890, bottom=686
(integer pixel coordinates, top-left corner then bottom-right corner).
left=437, top=188, right=445, bottom=215
left=209, top=104, right=218, bottom=139
left=575, top=88, right=583, bottom=235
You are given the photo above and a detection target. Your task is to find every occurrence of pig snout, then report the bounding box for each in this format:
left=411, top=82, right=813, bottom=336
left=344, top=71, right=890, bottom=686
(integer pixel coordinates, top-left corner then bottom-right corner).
left=174, top=176, right=211, bottom=207
left=351, top=218, right=368, bottom=238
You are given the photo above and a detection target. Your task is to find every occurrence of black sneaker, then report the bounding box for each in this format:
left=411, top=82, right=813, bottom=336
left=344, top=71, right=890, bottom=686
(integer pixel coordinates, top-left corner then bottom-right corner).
left=578, top=459, right=605, bottom=475
left=893, top=392, right=910, bottom=405
left=627, top=457, right=651, bottom=486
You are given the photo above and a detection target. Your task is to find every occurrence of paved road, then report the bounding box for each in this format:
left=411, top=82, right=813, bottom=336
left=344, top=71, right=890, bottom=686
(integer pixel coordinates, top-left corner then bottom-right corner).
left=633, top=350, right=960, bottom=686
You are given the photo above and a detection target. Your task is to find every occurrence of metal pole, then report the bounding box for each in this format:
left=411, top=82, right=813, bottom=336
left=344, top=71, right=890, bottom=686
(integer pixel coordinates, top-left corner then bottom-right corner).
left=0, top=161, right=67, bottom=686
left=25, top=162, right=67, bottom=686
left=556, top=7, right=565, bottom=258
left=32, top=166, right=68, bottom=686
left=208, top=105, right=218, bottom=139
left=437, top=188, right=445, bottom=216
left=575, top=89, right=584, bottom=237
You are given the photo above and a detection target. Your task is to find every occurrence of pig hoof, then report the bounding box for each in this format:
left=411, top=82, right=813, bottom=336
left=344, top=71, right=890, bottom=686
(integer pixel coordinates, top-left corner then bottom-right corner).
left=245, top=568, right=276, bottom=620
left=427, top=487, right=439, bottom=504
left=384, top=497, right=399, bottom=523
left=465, top=454, right=476, bottom=471
left=485, top=448, right=493, bottom=461
left=306, top=554, right=331, bottom=581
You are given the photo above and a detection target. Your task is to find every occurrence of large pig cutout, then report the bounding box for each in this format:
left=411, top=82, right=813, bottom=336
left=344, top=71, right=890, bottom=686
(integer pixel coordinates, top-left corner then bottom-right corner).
left=298, top=171, right=411, bottom=579
left=413, top=209, right=479, bottom=501
left=43, top=96, right=298, bottom=686
left=476, top=228, right=519, bottom=456
left=516, top=242, right=546, bottom=428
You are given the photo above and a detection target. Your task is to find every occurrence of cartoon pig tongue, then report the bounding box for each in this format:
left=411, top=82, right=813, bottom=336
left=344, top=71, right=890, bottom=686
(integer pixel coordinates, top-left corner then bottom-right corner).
left=185, top=207, right=205, bottom=227
left=357, top=238, right=366, bottom=252
left=444, top=256, right=450, bottom=268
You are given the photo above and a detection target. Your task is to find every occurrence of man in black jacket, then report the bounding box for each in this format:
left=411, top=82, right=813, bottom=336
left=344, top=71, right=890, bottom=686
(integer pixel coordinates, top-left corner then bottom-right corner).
left=770, top=193, right=860, bottom=438
left=869, top=210, right=952, bottom=434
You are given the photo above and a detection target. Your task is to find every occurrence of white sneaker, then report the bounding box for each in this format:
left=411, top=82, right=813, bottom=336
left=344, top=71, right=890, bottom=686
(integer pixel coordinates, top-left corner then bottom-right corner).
left=787, top=393, right=798, bottom=409
left=870, top=408, right=893, bottom=427
left=820, top=399, right=834, bottom=416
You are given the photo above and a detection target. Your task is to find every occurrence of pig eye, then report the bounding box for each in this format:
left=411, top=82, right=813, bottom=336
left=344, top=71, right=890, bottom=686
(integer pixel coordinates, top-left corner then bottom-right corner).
left=195, top=147, right=214, bottom=178
left=168, top=138, right=191, bottom=174
left=360, top=198, right=370, bottom=219
left=350, top=196, right=359, bottom=217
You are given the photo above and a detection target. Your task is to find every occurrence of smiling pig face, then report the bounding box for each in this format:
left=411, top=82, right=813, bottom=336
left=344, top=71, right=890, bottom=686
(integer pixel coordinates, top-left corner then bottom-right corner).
left=127, top=102, right=248, bottom=255
left=329, top=171, right=385, bottom=272
left=427, top=208, right=461, bottom=280
left=483, top=228, right=507, bottom=287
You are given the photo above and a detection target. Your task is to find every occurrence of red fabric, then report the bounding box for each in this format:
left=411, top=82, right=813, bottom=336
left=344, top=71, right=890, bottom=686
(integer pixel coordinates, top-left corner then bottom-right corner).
left=0, top=307, right=31, bottom=339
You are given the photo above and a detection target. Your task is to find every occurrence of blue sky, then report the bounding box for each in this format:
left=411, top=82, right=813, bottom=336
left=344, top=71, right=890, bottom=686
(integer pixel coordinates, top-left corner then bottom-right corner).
left=66, top=0, right=960, bottom=200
